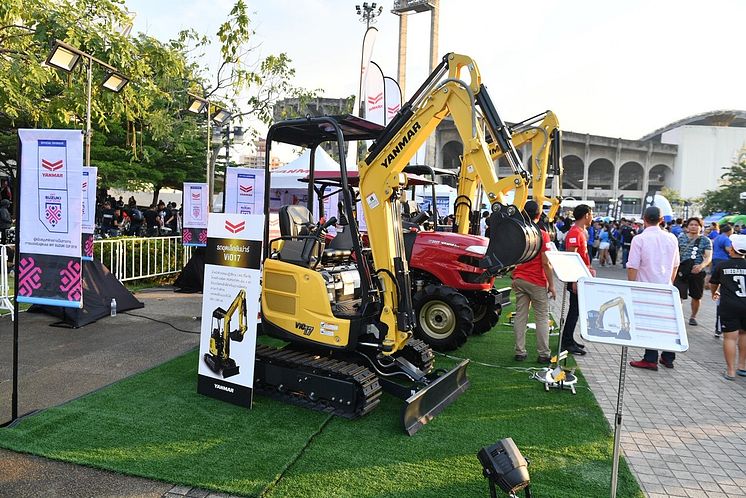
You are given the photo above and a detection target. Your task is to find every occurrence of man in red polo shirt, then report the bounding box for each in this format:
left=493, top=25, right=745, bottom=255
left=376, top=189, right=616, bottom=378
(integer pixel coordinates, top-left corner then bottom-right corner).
left=512, top=201, right=557, bottom=363
left=561, top=204, right=596, bottom=354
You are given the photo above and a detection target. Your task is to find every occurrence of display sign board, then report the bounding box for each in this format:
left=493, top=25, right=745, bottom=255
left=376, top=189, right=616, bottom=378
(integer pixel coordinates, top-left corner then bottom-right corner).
left=545, top=251, right=593, bottom=283
left=81, top=166, right=97, bottom=260
left=225, top=167, right=265, bottom=215
left=17, top=129, right=83, bottom=308
left=182, top=182, right=208, bottom=246
left=197, top=213, right=263, bottom=408
left=578, top=277, right=688, bottom=352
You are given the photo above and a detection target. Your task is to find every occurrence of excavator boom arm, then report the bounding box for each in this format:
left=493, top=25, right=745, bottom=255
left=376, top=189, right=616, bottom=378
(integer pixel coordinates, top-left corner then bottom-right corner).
left=360, top=53, right=515, bottom=353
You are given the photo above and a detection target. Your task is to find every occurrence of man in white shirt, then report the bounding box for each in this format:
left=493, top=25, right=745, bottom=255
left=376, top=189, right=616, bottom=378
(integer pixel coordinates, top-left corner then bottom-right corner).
left=627, top=206, right=681, bottom=370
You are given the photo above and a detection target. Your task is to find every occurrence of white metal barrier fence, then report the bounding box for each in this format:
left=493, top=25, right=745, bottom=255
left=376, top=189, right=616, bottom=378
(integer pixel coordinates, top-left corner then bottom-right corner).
left=94, top=236, right=193, bottom=282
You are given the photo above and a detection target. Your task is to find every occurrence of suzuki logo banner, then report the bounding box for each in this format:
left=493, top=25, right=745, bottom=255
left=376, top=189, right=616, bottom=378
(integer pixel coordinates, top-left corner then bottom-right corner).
left=18, top=129, right=83, bottom=308
left=224, top=167, right=265, bottom=215
left=182, top=182, right=208, bottom=247
left=81, top=167, right=97, bottom=260
left=197, top=213, right=263, bottom=408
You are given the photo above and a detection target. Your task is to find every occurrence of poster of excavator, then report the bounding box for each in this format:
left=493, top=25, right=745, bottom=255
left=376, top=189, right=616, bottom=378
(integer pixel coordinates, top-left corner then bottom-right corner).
left=197, top=213, right=263, bottom=408
left=577, top=277, right=689, bottom=352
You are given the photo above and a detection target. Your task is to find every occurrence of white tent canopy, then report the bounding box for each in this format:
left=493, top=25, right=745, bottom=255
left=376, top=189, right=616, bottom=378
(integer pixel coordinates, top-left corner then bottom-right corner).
left=270, top=147, right=349, bottom=189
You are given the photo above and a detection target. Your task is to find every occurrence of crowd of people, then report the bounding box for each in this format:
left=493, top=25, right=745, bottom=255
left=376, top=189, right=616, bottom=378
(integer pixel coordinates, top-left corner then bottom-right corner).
left=509, top=205, right=746, bottom=381
left=95, top=196, right=181, bottom=238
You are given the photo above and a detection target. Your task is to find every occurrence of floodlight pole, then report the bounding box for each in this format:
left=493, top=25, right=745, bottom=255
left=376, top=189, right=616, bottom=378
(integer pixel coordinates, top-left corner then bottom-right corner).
left=206, top=101, right=213, bottom=212
left=610, top=346, right=628, bottom=498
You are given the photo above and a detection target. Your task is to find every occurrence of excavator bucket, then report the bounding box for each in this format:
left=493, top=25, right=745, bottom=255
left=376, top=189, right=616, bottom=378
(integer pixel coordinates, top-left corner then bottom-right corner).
left=480, top=204, right=542, bottom=275
left=401, top=359, right=470, bottom=436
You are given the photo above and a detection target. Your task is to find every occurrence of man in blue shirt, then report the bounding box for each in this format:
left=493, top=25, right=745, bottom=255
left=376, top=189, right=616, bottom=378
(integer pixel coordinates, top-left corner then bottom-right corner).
left=670, top=218, right=684, bottom=236
left=710, top=224, right=733, bottom=338
left=707, top=222, right=719, bottom=241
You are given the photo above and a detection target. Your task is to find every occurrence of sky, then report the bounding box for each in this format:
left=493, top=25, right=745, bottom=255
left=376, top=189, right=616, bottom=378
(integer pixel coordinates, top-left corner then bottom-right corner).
left=124, top=0, right=746, bottom=142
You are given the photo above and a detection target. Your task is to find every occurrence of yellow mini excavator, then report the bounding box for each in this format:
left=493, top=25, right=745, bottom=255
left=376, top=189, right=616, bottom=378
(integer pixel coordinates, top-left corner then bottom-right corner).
left=256, top=53, right=536, bottom=435
left=489, top=110, right=564, bottom=239
left=204, top=289, right=247, bottom=378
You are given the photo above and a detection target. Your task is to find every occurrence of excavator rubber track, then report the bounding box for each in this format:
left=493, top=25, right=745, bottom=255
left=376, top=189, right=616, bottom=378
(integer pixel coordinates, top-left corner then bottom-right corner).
left=254, top=344, right=382, bottom=419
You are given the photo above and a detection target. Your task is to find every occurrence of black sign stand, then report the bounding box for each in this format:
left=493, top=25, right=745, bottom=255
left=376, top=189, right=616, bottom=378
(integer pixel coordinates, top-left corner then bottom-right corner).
left=2, top=136, right=21, bottom=427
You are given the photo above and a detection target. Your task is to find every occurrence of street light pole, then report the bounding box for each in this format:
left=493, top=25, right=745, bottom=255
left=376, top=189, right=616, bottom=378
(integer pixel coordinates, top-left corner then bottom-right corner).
left=85, top=57, right=93, bottom=167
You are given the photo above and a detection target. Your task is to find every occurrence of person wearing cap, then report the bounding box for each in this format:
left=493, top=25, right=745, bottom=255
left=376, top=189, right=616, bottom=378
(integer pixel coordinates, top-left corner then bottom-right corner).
left=628, top=206, right=681, bottom=371
left=674, top=217, right=713, bottom=326
left=511, top=201, right=556, bottom=364
left=709, top=234, right=746, bottom=380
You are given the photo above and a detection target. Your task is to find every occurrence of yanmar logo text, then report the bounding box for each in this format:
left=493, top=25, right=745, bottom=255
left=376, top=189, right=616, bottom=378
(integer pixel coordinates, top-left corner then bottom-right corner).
left=41, top=159, right=64, bottom=177
left=380, top=121, right=421, bottom=168
left=224, top=220, right=245, bottom=234
left=214, top=383, right=234, bottom=393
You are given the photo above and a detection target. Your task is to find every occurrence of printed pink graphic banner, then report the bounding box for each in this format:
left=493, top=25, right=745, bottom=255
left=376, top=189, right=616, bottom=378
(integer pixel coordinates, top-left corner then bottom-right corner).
left=18, top=129, right=83, bottom=308
left=182, top=182, right=208, bottom=247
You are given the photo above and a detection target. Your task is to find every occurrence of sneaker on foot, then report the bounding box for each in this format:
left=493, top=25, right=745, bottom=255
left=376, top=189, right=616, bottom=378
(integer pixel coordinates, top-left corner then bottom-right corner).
left=630, top=360, right=658, bottom=371
left=537, top=356, right=551, bottom=364
left=514, top=354, right=527, bottom=362
left=689, top=317, right=698, bottom=326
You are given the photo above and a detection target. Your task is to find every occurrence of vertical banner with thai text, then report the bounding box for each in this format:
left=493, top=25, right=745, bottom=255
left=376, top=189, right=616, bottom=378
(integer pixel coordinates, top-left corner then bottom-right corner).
left=224, top=167, right=265, bottom=215
left=182, top=182, right=208, bottom=246
left=197, top=213, right=263, bottom=408
left=18, top=129, right=83, bottom=308
left=81, top=166, right=97, bottom=260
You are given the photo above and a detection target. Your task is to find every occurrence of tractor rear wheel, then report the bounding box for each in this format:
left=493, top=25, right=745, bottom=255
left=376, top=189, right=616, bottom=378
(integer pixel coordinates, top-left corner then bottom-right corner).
left=413, top=285, right=473, bottom=352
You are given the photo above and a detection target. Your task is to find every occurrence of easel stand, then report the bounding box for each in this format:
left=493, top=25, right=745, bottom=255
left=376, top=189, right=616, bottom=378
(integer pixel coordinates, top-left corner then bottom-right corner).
left=610, top=346, right=627, bottom=498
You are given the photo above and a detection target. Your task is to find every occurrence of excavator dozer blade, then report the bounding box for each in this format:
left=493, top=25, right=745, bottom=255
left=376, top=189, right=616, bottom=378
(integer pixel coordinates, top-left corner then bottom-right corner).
left=402, top=359, right=470, bottom=436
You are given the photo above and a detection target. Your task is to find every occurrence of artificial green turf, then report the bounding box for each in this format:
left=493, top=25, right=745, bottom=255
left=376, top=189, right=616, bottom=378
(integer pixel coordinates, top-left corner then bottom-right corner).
left=0, top=283, right=643, bottom=498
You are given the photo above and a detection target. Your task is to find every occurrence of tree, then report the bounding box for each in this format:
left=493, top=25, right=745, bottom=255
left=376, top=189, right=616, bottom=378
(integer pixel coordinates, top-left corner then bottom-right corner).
left=699, top=149, right=746, bottom=215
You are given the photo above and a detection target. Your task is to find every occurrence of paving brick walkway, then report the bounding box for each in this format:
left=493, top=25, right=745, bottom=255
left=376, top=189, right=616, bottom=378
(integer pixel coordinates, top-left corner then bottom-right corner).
left=564, top=264, right=746, bottom=498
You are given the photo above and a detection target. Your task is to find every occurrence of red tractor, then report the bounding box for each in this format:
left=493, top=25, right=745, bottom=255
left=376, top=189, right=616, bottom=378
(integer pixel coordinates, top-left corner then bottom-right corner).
left=308, top=166, right=511, bottom=351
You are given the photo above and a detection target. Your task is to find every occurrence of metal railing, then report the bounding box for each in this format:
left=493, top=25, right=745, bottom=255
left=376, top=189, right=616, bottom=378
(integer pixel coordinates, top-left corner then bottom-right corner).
left=93, top=235, right=193, bottom=282
left=0, top=245, right=13, bottom=318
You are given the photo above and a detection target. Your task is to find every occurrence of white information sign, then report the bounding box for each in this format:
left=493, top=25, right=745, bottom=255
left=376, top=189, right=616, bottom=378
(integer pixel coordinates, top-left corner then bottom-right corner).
left=578, top=277, right=688, bottom=352
left=17, top=129, right=83, bottom=308
left=197, top=213, right=263, bottom=408
left=225, top=167, right=265, bottom=215
left=182, top=182, right=208, bottom=246
left=81, top=166, right=97, bottom=260
left=545, top=251, right=593, bottom=283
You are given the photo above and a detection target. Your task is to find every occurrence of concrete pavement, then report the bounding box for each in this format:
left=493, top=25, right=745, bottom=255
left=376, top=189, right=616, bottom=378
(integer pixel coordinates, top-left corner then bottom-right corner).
left=567, top=264, right=746, bottom=498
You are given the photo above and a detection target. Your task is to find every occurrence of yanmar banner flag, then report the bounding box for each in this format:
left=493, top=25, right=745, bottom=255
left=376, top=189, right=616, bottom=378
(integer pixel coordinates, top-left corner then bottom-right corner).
left=81, top=166, right=97, bottom=260
left=197, top=213, right=263, bottom=408
left=225, top=167, right=265, bottom=215
left=363, top=61, right=385, bottom=127
left=17, top=129, right=83, bottom=308
left=384, top=76, right=402, bottom=125
left=182, top=182, right=208, bottom=246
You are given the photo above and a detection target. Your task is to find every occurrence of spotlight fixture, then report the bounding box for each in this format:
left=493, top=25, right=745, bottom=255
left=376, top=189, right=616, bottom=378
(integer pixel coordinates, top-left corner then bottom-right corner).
left=477, top=438, right=531, bottom=498
left=211, top=108, right=232, bottom=126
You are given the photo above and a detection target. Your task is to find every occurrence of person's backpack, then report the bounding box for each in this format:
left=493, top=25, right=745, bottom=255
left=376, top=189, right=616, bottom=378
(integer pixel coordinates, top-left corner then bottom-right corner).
left=131, top=208, right=144, bottom=222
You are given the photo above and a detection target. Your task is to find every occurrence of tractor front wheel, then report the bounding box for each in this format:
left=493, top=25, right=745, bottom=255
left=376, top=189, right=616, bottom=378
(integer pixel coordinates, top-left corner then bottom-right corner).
left=413, top=285, right=473, bottom=352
